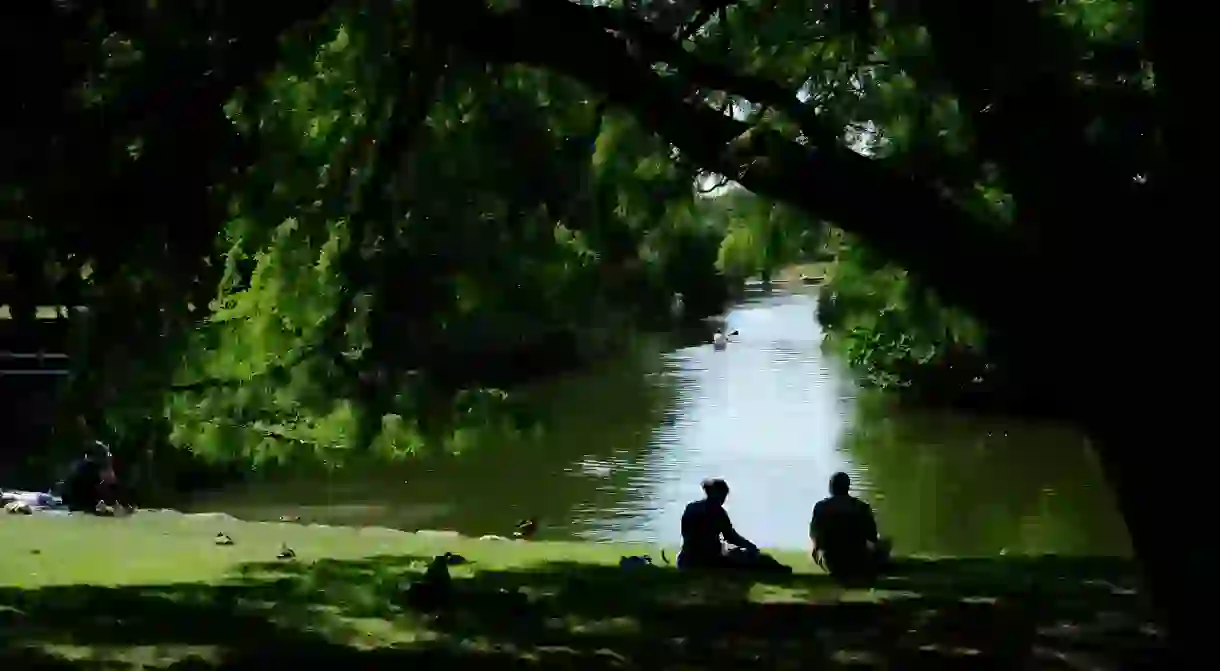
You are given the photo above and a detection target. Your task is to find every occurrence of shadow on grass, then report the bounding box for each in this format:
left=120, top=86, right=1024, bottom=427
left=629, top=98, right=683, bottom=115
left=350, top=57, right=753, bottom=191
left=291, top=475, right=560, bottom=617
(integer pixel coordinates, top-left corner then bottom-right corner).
left=0, top=553, right=1167, bottom=669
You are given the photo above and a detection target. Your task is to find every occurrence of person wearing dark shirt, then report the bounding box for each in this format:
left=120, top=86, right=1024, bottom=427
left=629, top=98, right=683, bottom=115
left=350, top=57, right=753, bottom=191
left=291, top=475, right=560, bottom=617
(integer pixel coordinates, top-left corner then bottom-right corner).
left=54, top=441, right=120, bottom=513
left=809, top=472, right=891, bottom=580
left=679, top=478, right=758, bottom=569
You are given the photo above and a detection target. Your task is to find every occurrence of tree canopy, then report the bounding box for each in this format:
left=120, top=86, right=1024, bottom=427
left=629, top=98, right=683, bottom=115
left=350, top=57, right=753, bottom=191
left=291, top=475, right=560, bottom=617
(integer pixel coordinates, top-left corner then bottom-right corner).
left=2, top=0, right=1199, bottom=655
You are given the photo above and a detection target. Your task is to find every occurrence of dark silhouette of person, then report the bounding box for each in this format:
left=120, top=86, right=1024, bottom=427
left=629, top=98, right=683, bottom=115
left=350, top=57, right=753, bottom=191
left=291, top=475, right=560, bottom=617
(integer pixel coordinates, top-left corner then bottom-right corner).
left=678, top=478, right=758, bottom=569
left=809, top=472, right=891, bottom=580
left=54, top=440, right=120, bottom=513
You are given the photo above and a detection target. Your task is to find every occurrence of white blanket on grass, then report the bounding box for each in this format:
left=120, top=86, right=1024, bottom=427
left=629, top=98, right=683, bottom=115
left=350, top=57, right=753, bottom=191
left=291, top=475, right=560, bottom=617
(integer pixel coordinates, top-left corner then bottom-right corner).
left=0, top=489, right=68, bottom=512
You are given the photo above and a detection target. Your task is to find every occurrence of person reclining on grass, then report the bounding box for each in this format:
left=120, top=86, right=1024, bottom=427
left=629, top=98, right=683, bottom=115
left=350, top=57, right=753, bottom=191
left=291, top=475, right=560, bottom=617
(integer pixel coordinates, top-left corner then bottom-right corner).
left=53, top=440, right=123, bottom=514
left=678, top=478, right=789, bottom=573
left=810, top=472, right=892, bottom=581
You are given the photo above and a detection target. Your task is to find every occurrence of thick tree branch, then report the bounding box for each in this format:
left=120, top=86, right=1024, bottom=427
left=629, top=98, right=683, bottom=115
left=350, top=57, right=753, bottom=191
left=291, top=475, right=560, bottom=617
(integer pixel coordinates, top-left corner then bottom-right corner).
left=917, top=0, right=1140, bottom=268
left=428, top=0, right=1036, bottom=332
left=584, top=3, right=842, bottom=149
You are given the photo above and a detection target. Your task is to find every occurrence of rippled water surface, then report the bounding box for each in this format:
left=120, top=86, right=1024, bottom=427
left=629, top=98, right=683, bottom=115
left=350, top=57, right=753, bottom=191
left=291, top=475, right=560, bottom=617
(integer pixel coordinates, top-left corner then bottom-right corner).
left=187, top=284, right=1131, bottom=555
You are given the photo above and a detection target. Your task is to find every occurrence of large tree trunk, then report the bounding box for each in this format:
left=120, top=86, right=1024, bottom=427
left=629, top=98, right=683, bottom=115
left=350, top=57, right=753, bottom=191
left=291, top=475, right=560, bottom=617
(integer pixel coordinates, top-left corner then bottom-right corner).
left=1065, top=283, right=1201, bottom=665
left=1088, top=416, right=1198, bottom=664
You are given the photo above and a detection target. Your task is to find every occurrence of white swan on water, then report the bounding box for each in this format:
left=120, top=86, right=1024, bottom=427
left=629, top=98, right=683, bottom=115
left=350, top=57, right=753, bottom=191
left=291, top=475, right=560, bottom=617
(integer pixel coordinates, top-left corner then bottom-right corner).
left=712, top=330, right=739, bottom=349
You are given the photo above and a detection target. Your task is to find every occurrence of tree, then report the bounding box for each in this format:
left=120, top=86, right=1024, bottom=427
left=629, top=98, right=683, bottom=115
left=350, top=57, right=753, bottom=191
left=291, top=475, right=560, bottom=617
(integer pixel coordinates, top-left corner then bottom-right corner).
left=700, top=188, right=824, bottom=282
left=816, top=237, right=1004, bottom=408
left=416, top=0, right=1194, bottom=655
left=4, top=2, right=733, bottom=469
left=3, top=0, right=1198, bottom=656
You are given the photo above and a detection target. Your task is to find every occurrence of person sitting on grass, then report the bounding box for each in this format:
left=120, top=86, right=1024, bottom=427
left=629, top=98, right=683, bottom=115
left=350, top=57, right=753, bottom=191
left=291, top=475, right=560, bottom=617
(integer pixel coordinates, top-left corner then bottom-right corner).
left=53, top=440, right=123, bottom=514
left=678, top=478, right=773, bottom=570
left=809, top=472, right=892, bottom=581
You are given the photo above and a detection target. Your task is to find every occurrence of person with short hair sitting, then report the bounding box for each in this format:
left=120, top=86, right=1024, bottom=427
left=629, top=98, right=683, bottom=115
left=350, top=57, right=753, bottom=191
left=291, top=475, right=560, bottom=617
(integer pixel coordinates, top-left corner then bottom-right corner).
left=53, top=441, right=122, bottom=514
left=810, top=472, right=891, bottom=581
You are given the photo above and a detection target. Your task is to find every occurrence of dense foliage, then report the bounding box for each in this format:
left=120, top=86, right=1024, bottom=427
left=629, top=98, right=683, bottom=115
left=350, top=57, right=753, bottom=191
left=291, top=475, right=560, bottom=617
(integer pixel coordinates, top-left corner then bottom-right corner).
left=699, top=187, right=824, bottom=282
left=5, top=6, right=840, bottom=471
left=4, top=9, right=775, bottom=468
left=2, top=0, right=1199, bottom=651
left=806, top=0, right=1145, bottom=414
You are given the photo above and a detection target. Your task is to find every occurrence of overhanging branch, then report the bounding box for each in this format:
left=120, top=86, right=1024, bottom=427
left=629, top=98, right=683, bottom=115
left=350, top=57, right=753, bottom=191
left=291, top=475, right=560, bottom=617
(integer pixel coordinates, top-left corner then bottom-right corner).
left=916, top=0, right=1141, bottom=264
left=427, top=0, right=1036, bottom=330
left=584, top=3, right=842, bottom=149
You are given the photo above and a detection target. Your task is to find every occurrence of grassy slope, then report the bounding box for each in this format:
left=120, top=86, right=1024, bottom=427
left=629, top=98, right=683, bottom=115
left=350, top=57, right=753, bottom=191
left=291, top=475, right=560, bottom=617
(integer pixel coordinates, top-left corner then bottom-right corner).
left=1, top=512, right=1166, bottom=669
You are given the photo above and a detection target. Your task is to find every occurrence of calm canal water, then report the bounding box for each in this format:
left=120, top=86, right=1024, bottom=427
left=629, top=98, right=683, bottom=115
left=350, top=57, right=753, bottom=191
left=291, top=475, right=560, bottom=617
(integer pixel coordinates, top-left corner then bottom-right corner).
left=183, top=284, right=1131, bottom=556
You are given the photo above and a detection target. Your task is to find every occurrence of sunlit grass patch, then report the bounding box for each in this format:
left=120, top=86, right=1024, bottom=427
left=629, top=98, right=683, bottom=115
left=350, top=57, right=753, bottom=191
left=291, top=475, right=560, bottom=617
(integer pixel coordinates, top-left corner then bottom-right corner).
left=0, top=512, right=1165, bottom=669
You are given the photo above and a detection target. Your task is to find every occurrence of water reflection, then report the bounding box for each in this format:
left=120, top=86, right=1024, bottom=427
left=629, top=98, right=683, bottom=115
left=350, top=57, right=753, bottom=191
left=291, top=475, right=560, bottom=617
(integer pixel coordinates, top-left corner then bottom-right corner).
left=187, top=346, right=678, bottom=539
left=843, top=402, right=1131, bottom=556
left=602, top=289, right=857, bottom=548
left=186, top=285, right=1130, bottom=556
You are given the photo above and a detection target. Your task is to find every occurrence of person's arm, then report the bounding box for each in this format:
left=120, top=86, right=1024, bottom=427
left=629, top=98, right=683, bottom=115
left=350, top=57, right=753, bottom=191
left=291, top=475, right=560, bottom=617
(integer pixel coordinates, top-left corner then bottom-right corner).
left=718, top=507, right=756, bottom=551
left=809, top=503, right=822, bottom=553
left=862, top=502, right=879, bottom=543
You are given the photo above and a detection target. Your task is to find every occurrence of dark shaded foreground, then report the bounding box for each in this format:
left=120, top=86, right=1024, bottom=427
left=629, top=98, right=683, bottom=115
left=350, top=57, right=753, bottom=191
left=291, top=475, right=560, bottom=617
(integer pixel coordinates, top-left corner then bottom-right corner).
left=0, top=554, right=1166, bottom=669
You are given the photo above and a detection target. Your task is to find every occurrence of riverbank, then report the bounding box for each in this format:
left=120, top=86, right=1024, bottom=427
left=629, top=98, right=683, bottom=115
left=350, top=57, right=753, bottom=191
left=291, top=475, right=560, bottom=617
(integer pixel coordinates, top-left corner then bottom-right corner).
left=1, top=512, right=1164, bottom=669
left=774, top=261, right=832, bottom=284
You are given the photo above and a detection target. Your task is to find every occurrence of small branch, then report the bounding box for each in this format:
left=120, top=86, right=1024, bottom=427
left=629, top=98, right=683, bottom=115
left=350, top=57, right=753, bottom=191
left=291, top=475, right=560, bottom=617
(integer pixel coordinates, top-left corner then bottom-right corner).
left=585, top=3, right=844, bottom=150
left=677, top=0, right=740, bottom=41
left=169, top=344, right=321, bottom=394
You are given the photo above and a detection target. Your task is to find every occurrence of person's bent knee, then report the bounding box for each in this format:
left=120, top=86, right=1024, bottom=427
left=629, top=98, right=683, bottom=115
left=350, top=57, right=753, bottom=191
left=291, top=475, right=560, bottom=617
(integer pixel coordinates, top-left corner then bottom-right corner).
left=677, top=553, right=716, bottom=571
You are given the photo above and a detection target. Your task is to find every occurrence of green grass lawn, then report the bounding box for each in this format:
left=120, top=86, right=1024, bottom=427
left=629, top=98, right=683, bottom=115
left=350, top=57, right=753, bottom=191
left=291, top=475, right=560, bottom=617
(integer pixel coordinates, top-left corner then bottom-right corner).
left=1, top=511, right=1165, bottom=669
